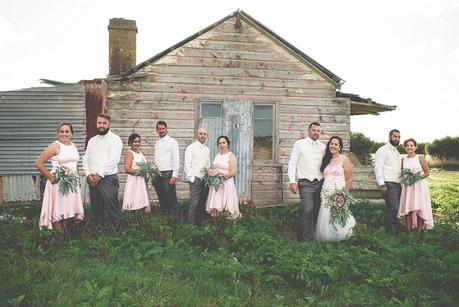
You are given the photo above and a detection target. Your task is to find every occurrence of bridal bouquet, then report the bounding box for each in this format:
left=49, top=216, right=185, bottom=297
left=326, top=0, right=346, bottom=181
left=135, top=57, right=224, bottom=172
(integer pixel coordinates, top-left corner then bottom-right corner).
left=135, top=161, right=161, bottom=183
left=400, top=169, right=423, bottom=186
left=52, top=165, right=80, bottom=196
left=322, top=188, right=355, bottom=228
left=201, top=166, right=226, bottom=191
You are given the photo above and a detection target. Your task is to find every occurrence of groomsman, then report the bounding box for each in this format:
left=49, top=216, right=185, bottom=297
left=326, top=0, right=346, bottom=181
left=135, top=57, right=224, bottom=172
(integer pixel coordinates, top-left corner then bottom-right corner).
left=82, top=114, right=124, bottom=232
left=374, top=129, right=402, bottom=232
left=153, top=120, right=180, bottom=215
left=184, top=128, right=211, bottom=225
left=288, top=122, right=326, bottom=241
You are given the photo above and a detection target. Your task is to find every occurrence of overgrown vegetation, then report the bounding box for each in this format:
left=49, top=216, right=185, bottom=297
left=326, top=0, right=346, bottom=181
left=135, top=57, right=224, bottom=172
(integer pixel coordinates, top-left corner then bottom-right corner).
left=1, top=172, right=458, bottom=306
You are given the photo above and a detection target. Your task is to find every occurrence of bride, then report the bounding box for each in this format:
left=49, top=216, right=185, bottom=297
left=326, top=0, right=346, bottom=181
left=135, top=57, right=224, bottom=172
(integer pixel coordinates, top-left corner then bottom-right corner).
left=315, top=136, right=356, bottom=242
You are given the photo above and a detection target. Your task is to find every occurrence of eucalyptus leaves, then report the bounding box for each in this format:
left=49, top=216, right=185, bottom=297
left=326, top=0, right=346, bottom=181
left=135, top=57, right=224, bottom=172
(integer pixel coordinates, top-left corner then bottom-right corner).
left=135, top=162, right=161, bottom=183
left=400, top=169, right=424, bottom=186
left=52, top=165, right=80, bottom=196
left=201, top=166, right=227, bottom=191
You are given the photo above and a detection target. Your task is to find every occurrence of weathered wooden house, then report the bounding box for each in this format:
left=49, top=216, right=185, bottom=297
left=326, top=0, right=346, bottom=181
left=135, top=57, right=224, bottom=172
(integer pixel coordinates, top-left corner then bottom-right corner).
left=106, top=10, right=395, bottom=206
left=0, top=10, right=394, bottom=204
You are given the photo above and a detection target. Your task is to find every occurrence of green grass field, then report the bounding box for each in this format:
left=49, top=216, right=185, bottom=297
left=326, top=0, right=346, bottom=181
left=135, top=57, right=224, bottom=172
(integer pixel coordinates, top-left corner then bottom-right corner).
left=426, top=171, right=459, bottom=224
left=1, top=172, right=458, bottom=306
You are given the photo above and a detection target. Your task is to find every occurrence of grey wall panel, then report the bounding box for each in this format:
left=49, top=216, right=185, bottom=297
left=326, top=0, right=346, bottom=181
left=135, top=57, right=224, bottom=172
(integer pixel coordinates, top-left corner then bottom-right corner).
left=224, top=101, right=253, bottom=202
left=2, top=175, right=41, bottom=202
left=0, top=85, right=86, bottom=175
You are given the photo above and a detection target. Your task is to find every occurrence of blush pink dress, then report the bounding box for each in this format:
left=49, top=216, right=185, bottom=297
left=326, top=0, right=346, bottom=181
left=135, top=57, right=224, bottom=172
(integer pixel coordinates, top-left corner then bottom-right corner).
left=398, top=155, right=434, bottom=230
left=122, top=150, right=150, bottom=211
left=205, top=152, right=241, bottom=219
left=315, top=155, right=355, bottom=242
left=39, top=141, right=84, bottom=229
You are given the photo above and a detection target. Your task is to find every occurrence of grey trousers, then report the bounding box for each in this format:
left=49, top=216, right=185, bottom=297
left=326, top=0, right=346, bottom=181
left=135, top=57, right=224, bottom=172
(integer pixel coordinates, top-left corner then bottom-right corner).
left=188, top=177, right=209, bottom=225
left=89, top=174, right=124, bottom=232
left=153, top=170, right=179, bottom=216
left=298, top=179, right=323, bottom=241
left=383, top=181, right=401, bottom=231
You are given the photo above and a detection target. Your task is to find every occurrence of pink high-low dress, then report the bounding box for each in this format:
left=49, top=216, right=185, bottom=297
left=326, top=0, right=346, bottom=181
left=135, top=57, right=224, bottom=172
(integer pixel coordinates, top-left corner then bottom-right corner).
left=39, top=141, right=84, bottom=229
left=122, top=150, right=150, bottom=211
left=205, top=152, right=241, bottom=219
left=398, top=155, right=434, bottom=230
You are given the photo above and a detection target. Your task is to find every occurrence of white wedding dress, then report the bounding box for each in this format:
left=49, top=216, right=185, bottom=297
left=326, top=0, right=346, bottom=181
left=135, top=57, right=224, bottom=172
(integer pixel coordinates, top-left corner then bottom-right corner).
left=315, top=155, right=356, bottom=242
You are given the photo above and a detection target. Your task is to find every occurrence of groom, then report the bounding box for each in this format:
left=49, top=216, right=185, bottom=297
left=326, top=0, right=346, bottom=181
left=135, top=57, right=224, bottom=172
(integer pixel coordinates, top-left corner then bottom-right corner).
left=288, top=122, right=326, bottom=241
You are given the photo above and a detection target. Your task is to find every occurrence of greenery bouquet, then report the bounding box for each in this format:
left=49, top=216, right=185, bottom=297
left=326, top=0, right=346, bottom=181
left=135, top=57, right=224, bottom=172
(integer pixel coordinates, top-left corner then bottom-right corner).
left=400, top=169, right=424, bottom=186
left=201, top=166, right=227, bottom=191
left=52, top=165, right=80, bottom=196
left=135, top=161, right=161, bottom=184
left=322, top=188, right=356, bottom=228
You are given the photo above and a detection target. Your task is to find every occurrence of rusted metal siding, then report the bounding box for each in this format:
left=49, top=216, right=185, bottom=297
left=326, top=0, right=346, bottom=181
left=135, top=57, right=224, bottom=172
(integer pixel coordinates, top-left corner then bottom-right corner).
left=223, top=101, right=253, bottom=202
left=79, top=80, right=107, bottom=146
left=199, top=101, right=253, bottom=201
left=200, top=117, right=223, bottom=161
left=0, top=85, right=86, bottom=202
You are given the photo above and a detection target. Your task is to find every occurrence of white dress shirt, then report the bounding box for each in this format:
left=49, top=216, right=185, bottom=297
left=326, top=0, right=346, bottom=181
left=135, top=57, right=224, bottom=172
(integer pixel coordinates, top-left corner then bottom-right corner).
left=82, top=130, right=123, bottom=177
left=154, top=134, right=180, bottom=177
left=184, top=140, right=211, bottom=183
left=288, top=137, right=326, bottom=183
left=374, top=143, right=401, bottom=186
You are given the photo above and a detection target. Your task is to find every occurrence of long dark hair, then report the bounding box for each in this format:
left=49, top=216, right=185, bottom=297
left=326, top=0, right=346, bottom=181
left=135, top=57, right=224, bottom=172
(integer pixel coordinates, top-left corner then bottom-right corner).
left=320, top=136, right=344, bottom=172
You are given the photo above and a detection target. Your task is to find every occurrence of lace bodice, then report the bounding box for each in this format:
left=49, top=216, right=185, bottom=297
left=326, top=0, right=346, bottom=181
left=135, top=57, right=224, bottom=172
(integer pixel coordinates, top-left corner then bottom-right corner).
left=321, top=155, right=346, bottom=194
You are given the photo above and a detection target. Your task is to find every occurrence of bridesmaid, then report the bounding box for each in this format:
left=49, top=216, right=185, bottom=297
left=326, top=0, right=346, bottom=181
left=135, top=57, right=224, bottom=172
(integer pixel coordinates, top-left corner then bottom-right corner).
left=122, top=133, right=151, bottom=213
left=205, top=136, right=241, bottom=219
left=398, top=138, right=434, bottom=231
left=35, top=122, right=84, bottom=232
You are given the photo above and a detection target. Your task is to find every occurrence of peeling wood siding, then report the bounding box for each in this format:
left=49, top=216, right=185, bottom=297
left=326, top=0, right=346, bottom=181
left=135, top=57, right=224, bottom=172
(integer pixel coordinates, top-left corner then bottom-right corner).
left=107, top=17, right=351, bottom=205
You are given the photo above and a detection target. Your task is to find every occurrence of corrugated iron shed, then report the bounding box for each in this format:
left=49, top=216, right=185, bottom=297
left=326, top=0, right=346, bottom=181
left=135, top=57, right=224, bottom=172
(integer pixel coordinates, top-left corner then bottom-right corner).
left=0, top=85, right=86, bottom=202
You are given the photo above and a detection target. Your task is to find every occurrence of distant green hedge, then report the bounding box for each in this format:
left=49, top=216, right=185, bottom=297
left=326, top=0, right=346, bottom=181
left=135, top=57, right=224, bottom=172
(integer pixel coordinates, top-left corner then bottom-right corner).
left=350, top=132, right=373, bottom=165
left=427, top=136, right=459, bottom=159
left=352, top=133, right=457, bottom=166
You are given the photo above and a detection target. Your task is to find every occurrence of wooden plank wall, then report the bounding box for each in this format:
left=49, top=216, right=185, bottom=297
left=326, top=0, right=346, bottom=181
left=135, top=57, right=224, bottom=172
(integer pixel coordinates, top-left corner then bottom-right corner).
left=107, top=17, right=350, bottom=205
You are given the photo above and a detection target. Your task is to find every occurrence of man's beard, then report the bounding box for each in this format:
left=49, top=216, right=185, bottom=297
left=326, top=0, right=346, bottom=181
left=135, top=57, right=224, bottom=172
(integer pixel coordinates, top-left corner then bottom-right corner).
left=389, top=139, right=399, bottom=146
left=97, top=128, right=109, bottom=135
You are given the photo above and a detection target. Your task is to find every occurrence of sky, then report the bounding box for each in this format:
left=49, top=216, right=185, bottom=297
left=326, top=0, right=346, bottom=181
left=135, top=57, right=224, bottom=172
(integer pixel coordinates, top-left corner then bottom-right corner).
left=1, top=0, right=458, bottom=142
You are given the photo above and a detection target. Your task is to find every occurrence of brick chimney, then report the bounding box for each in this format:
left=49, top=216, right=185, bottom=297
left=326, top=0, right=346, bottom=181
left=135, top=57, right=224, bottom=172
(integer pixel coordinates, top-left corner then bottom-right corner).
left=108, top=18, right=137, bottom=75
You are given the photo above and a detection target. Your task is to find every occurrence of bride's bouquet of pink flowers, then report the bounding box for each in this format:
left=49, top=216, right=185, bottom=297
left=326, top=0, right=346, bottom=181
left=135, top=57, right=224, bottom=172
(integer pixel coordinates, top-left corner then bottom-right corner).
left=322, top=188, right=355, bottom=228
left=201, top=165, right=226, bottom=191
left=52, top=164, right=80, bottom=196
